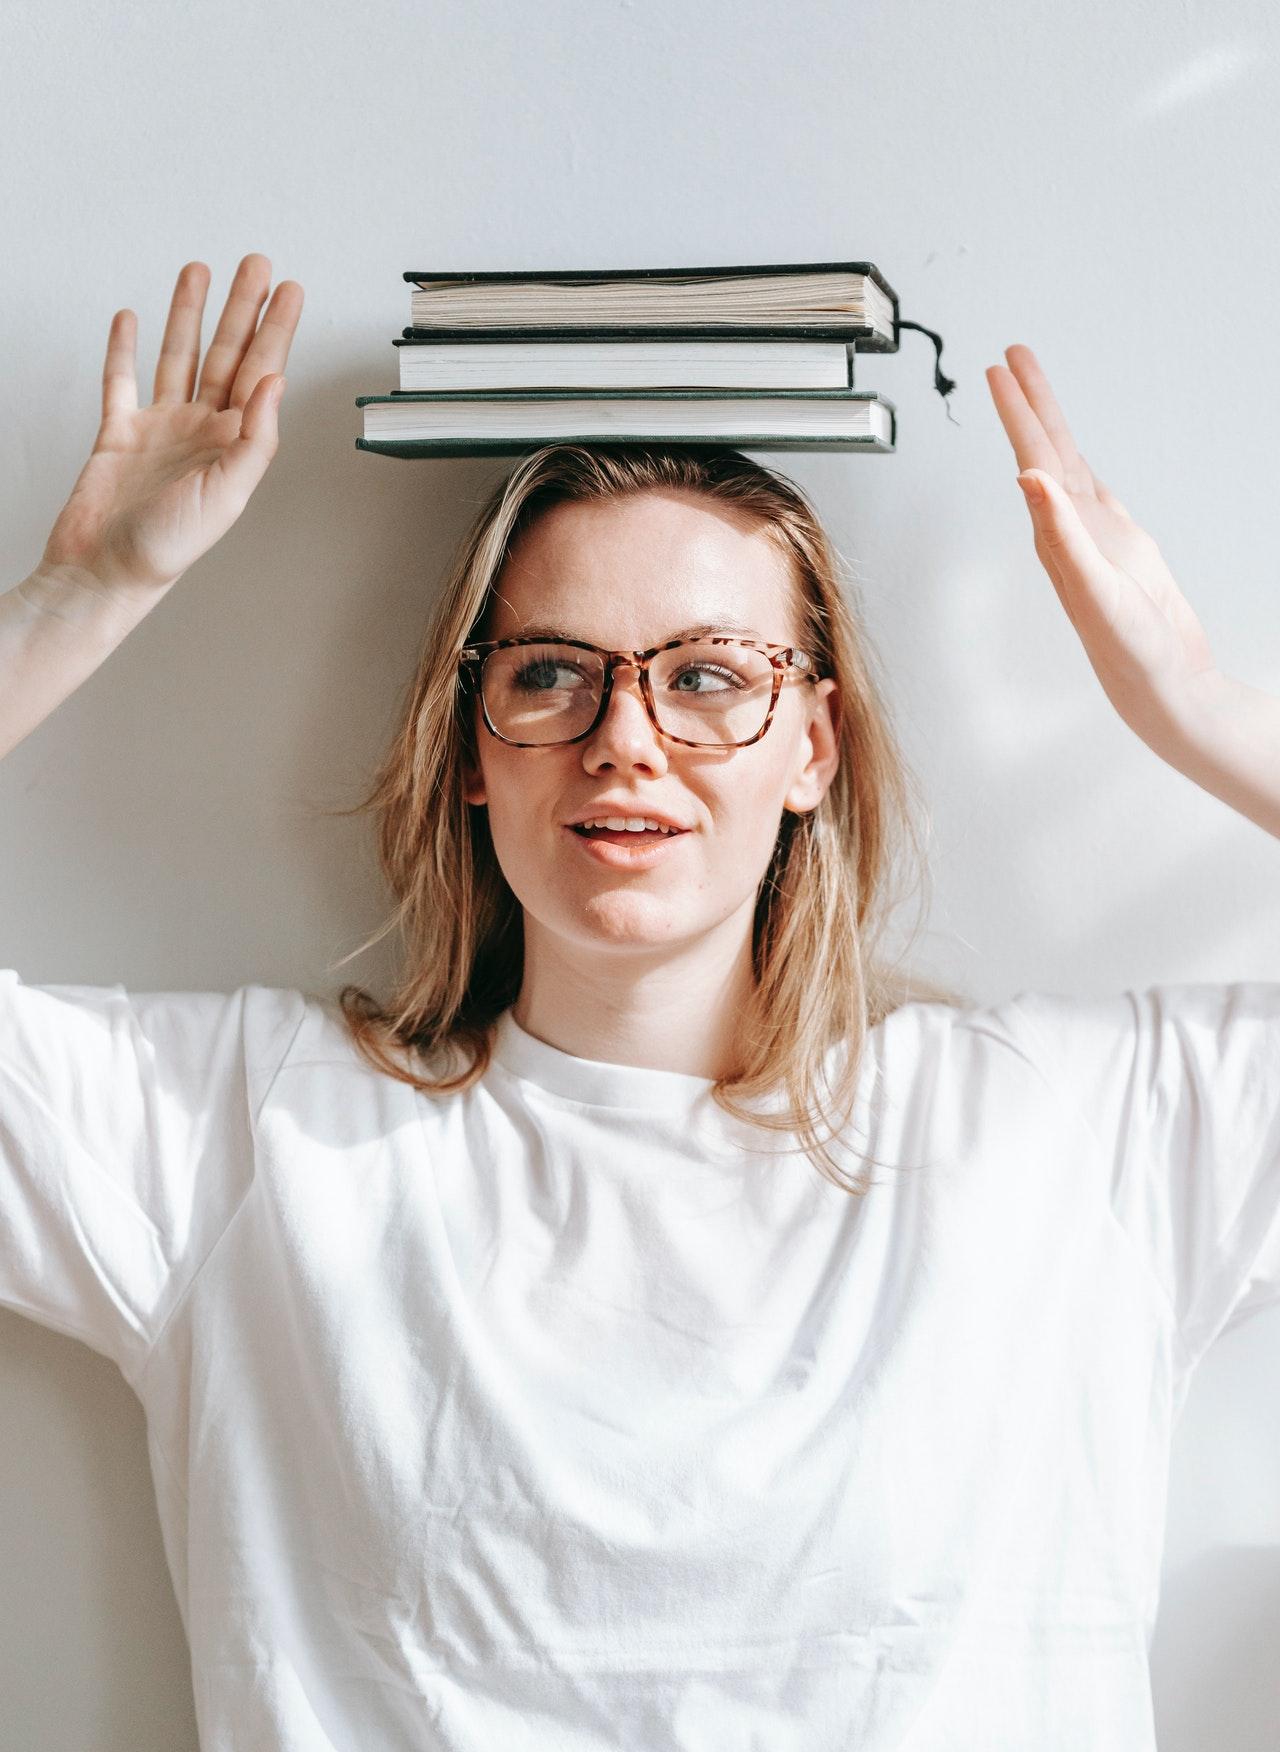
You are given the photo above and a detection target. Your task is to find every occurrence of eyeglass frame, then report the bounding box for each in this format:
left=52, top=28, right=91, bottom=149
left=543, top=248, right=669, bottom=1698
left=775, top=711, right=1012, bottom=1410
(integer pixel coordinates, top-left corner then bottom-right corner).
left=457, top=633, right=824, bottom=750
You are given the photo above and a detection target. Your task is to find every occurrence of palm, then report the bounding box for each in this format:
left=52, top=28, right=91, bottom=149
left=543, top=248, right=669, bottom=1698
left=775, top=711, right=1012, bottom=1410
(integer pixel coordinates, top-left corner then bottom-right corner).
left=48, top=400, right=253, bottom=591
left=42, top=254, right=303, bottom=599
left=1072, top=488, right=1212, bottom=676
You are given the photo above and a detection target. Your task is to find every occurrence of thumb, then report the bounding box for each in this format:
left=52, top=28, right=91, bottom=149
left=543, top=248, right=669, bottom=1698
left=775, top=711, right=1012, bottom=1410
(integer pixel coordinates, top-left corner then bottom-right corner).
left=1018, top=468, right=1126, bottom=640
left=1017, top=469, right=1095, bottom=571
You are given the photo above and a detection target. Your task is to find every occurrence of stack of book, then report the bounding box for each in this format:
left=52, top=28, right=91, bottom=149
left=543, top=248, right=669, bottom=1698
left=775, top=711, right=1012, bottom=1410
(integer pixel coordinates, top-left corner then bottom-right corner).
left=355, top=261, right=944, bottom=458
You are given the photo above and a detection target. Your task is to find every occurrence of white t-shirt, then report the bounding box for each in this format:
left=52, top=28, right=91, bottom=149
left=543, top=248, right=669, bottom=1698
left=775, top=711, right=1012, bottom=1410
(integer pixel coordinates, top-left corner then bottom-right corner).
left=2, top=971, right=1279, bottom=1751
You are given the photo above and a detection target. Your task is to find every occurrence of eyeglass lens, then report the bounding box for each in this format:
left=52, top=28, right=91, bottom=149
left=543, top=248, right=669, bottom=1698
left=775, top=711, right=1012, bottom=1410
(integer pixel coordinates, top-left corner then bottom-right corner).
left=480, top=641, right=777, bottom=746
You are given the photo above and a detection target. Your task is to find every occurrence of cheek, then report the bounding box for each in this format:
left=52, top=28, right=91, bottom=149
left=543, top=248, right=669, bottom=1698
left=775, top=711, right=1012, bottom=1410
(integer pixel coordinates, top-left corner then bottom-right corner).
left=474, top=747, right=562, bottom=857
left=479, top=751, right=530, bottom=823
left=705, top=752, right=795, bottom=861
left=477, top=770, right=544, bottom=905
left=726, top=795, right=788, bottom=863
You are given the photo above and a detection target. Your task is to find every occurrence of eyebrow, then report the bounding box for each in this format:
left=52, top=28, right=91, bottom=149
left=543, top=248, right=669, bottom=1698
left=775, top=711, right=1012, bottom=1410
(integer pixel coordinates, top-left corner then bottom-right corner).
left=511, top=619, right=766, bottom=643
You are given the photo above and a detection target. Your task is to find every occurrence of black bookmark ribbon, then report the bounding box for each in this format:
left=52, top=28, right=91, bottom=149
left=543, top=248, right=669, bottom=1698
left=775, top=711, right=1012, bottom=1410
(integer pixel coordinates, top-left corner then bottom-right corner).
left=898, top=319, right=959, bottom=426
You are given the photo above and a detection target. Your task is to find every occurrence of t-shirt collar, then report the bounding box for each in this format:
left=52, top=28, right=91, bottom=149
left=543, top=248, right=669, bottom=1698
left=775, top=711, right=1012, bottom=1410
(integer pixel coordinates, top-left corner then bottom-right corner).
left=491, top=1008, right=718, bottom=1112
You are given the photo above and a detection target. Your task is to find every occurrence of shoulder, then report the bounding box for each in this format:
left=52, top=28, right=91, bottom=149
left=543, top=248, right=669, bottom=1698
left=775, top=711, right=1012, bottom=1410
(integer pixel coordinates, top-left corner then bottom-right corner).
left=950, top=981, right=1280, bottom=1088
left=869, top=986, right=1071, bottom=1075
left=864, top=985, right=1140, bottom=1141
left=879, top=980, right=1280, bottom=1139
left=250, top=987, right=468, bottom=1145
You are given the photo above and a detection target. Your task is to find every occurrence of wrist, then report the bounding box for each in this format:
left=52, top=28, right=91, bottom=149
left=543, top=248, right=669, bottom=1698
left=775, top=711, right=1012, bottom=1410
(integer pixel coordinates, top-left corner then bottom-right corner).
left=1161, top=666, right=1280, bottom=841
left=20, top=558, right=176, bottom=636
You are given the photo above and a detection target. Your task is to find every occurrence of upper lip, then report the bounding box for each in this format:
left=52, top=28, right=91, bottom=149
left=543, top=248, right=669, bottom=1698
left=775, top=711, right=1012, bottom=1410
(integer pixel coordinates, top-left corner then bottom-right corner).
left=564, top=802, right=691, bottom=831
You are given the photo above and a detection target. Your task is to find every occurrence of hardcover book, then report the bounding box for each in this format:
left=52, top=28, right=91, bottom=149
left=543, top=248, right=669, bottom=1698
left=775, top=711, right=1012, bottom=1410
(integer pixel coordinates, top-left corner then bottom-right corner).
left=392, top=337, right=857, bottom=393
left=354, top=387, right=896, bottom=457
left=401, top=261, right=899, bottom=347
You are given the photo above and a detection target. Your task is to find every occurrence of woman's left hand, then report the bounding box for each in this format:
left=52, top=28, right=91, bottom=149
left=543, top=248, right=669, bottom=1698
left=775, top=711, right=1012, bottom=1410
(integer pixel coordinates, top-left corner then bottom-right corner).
left=986, top=345, right=1280, bottom=840
left=986, top=344, right=1216, bottom=739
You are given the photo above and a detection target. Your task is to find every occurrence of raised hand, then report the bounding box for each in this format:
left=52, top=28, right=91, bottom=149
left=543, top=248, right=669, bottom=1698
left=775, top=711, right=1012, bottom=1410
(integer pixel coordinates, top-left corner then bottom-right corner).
left=985, top=344, right=1221, bottom=745
left=987, top=343, right=1280, bottom=841
left=39, top=253, right=303, bottom=608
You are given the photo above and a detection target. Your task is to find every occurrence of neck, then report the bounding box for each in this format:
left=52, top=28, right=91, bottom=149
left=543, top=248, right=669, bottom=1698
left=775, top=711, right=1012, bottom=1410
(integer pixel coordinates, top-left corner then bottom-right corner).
left=512, top=903, right=756, bottom=1079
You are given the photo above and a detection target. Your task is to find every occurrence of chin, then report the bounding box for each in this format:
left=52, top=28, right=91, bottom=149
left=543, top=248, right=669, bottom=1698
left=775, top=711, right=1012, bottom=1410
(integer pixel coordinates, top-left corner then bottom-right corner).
left=569, top=890, right=691, bottom=949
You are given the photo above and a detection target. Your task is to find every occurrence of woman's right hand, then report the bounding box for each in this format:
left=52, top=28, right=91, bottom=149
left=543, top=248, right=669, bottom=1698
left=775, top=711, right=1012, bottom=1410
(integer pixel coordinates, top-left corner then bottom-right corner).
left=38, top=253, right=304, bottom=608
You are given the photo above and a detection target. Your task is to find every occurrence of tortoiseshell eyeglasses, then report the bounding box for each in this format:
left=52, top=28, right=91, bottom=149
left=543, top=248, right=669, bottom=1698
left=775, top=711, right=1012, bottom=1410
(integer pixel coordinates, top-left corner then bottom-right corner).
left=458, top=634, right=822, bottom=750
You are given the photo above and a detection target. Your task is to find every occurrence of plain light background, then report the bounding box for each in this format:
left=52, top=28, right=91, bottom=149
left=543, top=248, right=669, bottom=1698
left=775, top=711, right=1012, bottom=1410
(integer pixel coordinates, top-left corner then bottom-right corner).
left=1, top=0, right=1278, bottom=1745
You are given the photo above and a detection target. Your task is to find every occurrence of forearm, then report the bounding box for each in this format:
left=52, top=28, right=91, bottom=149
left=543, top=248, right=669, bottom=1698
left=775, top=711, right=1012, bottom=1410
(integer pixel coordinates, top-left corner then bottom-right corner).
left=1163, top=668, right=1280, bottom=841
left=0, top=564, right=171, bottom=761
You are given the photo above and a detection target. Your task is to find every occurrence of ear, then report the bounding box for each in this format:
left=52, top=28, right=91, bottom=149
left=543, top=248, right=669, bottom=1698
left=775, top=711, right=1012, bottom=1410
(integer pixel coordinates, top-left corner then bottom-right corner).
left=461, top=755, right=487, bottom=807
left=461, top=728, right=487, bottom=807
left=783, top=679, right=840, bottom=815
left=459, top=687, right=488, bottom=806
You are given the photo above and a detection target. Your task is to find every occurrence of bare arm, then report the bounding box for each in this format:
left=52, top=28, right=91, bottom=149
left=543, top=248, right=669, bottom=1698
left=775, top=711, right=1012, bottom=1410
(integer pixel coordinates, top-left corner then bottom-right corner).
left=0, top=253, right=303, bottom=761
left=0, top=565, right=167, bottom=760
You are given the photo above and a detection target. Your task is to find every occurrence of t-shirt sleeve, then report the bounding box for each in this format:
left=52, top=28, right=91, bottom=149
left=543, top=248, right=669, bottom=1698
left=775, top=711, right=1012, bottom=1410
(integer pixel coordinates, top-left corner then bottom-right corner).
left=999, top=981, right=1280, bottom=1373
left=0, top=972, right=309, bottom=1385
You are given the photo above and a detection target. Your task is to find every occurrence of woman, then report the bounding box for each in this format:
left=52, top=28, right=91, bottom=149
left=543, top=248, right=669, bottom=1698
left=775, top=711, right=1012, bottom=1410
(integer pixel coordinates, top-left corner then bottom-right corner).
left=1, top=253, right=1277, bottom=1751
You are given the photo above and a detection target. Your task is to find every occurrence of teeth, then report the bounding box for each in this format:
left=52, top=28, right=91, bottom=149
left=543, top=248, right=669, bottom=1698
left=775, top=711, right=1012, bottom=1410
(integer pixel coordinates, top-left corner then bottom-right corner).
left=579, top=817, right=677, bottom=834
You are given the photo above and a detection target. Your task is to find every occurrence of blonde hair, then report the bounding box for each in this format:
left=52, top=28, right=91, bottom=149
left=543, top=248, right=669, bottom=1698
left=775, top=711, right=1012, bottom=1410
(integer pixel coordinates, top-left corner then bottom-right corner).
left=324, top=443, right=968, bottom=1193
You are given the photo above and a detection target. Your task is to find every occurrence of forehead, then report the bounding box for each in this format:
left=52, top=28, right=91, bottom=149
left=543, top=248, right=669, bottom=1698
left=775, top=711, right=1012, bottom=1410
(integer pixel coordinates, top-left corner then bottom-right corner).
left=486, top=488, right=802, bottom=646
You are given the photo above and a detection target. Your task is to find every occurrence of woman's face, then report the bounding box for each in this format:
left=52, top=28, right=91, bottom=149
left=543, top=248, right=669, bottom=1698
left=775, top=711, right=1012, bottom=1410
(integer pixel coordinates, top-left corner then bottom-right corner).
left=462, top=488, right=840, bottom=964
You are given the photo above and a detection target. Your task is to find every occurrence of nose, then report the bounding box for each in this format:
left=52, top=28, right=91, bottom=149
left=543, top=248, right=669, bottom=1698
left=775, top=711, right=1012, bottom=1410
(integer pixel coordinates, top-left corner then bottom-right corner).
left=580, top=661, right=669, bottom=775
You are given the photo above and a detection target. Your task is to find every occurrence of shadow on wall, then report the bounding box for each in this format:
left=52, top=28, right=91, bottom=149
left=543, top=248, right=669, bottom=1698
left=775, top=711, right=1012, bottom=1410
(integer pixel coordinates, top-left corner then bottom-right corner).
left=1151, top=1544, right=1280, bottom=1752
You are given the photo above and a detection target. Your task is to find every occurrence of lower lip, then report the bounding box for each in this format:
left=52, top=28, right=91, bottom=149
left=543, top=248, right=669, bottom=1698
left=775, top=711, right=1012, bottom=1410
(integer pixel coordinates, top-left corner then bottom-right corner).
left=564, top=826, right=690, bottom=868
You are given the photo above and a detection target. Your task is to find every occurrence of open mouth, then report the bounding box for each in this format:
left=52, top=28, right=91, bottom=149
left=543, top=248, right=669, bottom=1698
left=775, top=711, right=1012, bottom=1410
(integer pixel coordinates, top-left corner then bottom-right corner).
left=569, top=823, right=688, bottom=845
left=574, top=823, right=686, bottom=844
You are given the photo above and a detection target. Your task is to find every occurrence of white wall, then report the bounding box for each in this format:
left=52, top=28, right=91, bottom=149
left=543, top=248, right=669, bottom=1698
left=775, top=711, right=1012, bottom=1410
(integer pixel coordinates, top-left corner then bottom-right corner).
left=1, top=0, right=1278, bottom=1744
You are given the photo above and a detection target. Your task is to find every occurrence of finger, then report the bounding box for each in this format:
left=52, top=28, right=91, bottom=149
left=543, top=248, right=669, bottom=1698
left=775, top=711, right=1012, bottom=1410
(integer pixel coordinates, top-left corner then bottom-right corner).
left=985, top=361, right=1063, bottom=480
left=195, top=252, right=273, bottom=411
left=102, top=308, right=139, bottom=422
left=205, top=372, right=285, bottom=508
left=1002, top=344, right=1092, bottom=493
left=1079, top=451, right=1132, bottom=520
left=153, top=261, right=212, bottom=404
left=226, top=279, right=305, bottom=411
left=1019, top=470, right=1114, bottom=610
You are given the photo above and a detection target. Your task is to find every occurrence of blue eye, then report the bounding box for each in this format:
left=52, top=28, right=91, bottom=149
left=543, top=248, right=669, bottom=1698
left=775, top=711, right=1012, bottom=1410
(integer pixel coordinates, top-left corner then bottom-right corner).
left=669, top=663, right=741, bottom=694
